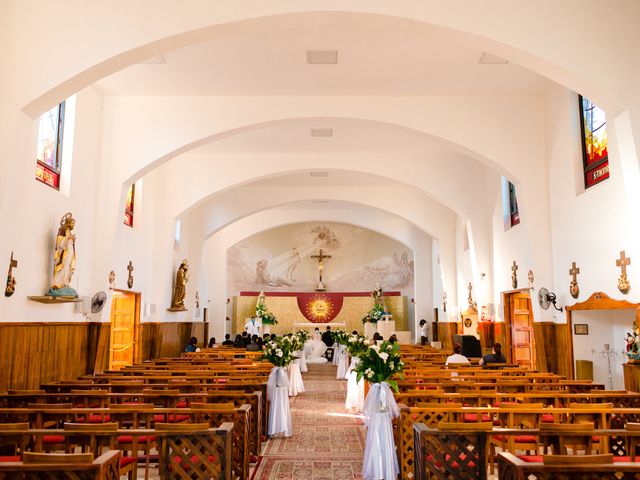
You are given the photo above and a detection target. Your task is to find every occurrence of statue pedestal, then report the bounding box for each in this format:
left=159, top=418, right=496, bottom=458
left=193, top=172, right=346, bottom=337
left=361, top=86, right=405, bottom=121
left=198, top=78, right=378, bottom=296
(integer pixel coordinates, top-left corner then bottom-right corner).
left=377, top=319, right=396, bottom=340
left=167, top=306, right=188, bottom=312
left=364, top=322, right=377, bottom=339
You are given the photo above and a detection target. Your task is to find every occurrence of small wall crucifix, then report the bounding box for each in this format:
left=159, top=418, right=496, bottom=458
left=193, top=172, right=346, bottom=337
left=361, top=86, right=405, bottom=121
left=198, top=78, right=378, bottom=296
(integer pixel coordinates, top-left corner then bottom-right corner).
left=569, top=261, right=580, bottom=298
left=617, top=250, right=631, bottom=294
left=127, top=261, right=134, bottom=289
left=511, top=260, right=518, bottom=289
left=5, top=252, right=17, bottom=297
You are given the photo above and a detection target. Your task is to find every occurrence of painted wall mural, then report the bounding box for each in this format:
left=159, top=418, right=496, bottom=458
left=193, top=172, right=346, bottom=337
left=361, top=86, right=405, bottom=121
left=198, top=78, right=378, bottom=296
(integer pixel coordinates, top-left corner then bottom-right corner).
left=227, top=222, right=415, bottom=294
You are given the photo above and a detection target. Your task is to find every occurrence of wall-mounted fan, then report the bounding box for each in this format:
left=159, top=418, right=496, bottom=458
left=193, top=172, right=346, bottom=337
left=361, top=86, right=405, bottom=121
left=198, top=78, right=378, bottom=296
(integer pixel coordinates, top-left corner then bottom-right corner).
left=538, top=287, right=563, bottom=312
left=91, top=291, right=107, bottom=314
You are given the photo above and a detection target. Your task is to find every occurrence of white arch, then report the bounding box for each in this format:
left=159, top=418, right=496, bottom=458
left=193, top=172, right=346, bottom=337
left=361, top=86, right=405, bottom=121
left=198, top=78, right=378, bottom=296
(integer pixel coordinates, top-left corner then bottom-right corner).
left=18, top=7, right=630, bottom=116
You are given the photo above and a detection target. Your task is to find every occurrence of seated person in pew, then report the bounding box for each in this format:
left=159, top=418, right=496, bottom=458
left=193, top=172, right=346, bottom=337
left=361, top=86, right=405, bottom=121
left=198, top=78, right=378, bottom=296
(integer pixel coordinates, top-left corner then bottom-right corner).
left=184, top=336, right=200, bottom=353
left=246, top=335, right=261, bottom=351
left=445, top=343, right=470, bottom=365
left=208, top=337, right=216, bottom=348
left=479, top=342, right=507, bottom=366
left=222, top=334, right=235, bottom=346
left=233, top=334, right=245, bottom=348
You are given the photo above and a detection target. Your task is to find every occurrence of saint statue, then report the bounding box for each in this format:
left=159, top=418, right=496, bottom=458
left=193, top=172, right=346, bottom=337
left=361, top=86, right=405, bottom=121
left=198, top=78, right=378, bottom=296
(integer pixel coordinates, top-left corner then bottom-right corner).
left=47, top=212, right=78, bottom=297
left=371, top=283, right=383, bottom=306
left=170, top=259, right=189, bottom=310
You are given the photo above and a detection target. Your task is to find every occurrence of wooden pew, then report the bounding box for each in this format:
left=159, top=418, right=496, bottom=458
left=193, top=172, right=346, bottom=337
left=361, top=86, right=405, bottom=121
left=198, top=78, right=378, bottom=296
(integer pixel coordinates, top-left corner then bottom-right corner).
left=0, top=451, right=121, bottom=480
left=497, top=452, right=640, bottom=480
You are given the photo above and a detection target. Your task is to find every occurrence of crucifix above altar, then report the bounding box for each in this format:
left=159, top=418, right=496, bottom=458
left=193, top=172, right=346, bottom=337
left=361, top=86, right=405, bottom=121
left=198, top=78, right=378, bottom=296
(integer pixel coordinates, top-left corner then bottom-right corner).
left=310, top=249, right=331, bottom=291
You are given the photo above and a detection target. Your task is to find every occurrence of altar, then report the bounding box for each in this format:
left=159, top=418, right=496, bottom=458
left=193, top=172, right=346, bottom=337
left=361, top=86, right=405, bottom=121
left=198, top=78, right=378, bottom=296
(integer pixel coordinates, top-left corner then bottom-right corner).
left=232, top=291, right=408, bottom=335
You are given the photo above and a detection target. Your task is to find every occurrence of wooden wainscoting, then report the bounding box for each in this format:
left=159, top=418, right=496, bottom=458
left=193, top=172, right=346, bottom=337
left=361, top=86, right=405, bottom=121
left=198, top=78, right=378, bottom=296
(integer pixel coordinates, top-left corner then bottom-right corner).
left=0, top=321, right=198, bottom=391
left=436, top=322, right=459, bottom=351
left=136, top=322, right=196, bottom=361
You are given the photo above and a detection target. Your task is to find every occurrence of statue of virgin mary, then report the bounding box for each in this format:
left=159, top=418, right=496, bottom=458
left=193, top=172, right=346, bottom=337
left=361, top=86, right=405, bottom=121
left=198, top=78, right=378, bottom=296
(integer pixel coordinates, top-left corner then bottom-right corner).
left=47, top=212, right=78, bottom=297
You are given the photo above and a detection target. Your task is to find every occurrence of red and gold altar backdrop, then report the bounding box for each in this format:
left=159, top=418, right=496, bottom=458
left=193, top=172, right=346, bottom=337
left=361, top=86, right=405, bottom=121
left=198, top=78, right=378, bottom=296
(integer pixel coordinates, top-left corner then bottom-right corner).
left=233, top=291, right=407, bottom=334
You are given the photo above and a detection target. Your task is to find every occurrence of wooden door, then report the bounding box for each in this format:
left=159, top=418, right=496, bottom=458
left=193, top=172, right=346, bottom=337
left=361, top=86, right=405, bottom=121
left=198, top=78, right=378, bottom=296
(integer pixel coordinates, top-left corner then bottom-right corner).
left=510, top=292, right=535, bottom=367
left=109, top=291, right=137, bottom=370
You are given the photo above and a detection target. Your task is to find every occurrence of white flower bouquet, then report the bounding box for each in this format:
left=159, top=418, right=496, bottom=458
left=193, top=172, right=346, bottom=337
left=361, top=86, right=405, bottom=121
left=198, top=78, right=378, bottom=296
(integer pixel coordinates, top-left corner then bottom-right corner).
left=346, top=333, right=369, bottom=358
left=355, top=340, right=404, bottom=392
left=262, top=337, right=297, bottom=367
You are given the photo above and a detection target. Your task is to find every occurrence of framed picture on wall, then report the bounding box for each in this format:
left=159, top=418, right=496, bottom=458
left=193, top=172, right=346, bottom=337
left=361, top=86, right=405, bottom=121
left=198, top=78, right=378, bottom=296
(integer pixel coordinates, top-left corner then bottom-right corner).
left=574, top=323, right=589, bottom=335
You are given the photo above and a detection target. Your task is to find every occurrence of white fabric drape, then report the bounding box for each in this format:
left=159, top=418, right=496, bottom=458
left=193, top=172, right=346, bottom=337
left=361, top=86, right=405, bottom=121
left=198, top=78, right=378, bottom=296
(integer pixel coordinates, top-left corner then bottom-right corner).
left=336, top=346, right=350, bottom=379
left=287, top=361, right=305, bottom=396
left=345, top=357, right=365, bottom=411
left=267, top=366, right=293, bottom=437
left=362, top=382, right=400, bottom=480
left=298, top=350, right=308, bottom=373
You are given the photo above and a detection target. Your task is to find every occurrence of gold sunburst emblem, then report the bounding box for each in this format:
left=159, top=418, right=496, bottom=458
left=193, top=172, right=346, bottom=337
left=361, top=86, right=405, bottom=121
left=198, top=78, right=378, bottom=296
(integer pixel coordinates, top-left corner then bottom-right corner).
left=305, top=295, right=334, bottom=322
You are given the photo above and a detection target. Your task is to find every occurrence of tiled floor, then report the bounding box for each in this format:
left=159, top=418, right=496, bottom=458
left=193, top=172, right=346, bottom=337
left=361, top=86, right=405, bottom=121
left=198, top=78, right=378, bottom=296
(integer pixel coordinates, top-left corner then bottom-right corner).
left=252, top=363, right=365, bottom=480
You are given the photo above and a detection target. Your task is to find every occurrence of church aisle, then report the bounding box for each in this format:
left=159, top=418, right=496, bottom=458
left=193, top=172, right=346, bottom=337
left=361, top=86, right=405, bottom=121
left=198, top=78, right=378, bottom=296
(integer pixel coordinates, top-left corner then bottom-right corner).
left=252, top=363, right=365, bottom=480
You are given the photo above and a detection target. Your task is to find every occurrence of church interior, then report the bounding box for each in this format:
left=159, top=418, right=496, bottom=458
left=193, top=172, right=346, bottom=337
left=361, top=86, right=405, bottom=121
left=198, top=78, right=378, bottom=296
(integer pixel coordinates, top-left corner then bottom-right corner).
left=2, top=2, right=640, bottom=479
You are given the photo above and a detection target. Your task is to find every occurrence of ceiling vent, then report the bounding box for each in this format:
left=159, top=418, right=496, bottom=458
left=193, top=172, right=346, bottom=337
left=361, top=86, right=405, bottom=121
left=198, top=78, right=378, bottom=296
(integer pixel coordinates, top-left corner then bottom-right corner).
left=307, top=50, right=338, bottom=65
left=310, top=128, right=333, bottom=137
left=478, top=52, right=509, bottom=64
left=310, top=172, right=329, bottom=177
left=138, top=55, right=167, bottom=65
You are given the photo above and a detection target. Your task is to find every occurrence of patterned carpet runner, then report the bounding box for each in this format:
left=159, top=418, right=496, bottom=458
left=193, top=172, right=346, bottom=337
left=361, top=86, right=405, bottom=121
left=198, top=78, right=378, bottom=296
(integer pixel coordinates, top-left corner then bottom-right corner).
left=252, top=363, right=365, bottom=480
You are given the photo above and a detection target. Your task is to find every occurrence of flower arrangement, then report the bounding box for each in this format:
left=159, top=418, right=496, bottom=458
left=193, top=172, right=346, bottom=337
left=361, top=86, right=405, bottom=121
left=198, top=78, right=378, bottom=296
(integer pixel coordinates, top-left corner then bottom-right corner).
left=262, top=336, right=297, bottom=367
left=345, top=333, right=369, bottom=358
left=331, top=329, right=349, bottom=345
left=355, top=340, right=404, bottom=392
left=626, top=332, right=640, bottom=360
left=296, top=329, right=310, bottom=346
left=282, top=333, right=305, bottom=352
left=256, top=303, right=278, bottom=325
left=362, top=304, right=385, bottom=324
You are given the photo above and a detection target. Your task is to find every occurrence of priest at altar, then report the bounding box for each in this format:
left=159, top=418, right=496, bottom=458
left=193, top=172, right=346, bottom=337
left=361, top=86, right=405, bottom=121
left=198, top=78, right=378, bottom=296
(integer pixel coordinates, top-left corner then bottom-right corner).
left=244, top=316, right=262, bottom=336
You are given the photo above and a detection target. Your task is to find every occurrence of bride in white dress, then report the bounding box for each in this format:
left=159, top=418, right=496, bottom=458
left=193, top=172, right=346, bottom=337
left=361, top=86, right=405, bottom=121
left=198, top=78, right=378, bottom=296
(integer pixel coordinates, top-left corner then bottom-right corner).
left=303, top=329, right=328, bottom=364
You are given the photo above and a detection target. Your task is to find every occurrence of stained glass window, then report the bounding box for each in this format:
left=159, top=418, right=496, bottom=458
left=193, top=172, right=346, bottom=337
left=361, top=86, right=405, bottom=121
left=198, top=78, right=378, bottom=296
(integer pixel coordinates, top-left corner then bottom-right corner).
left=508, top=181, right=520, bottom=227
left=579, top=95, right=609, bottom=189
left=35, top=101, right=66, bottom=189
left=124, top=183, right=135, bottom=227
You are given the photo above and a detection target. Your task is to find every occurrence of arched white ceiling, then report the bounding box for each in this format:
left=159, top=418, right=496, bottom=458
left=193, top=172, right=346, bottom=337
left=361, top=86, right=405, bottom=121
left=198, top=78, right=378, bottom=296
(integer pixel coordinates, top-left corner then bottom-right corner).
left=17, top=7, right=631, bottom=116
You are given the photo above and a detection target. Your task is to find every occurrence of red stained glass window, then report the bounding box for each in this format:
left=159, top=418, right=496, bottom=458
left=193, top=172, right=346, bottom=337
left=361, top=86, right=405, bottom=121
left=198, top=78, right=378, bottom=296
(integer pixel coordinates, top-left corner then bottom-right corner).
left=35, top=101, right=65, bottom=189
left=508, top=181, right=520, bottom=227
left=579, top=95, right=609, bottom=189
left=124, top=183, right=135, bottom=227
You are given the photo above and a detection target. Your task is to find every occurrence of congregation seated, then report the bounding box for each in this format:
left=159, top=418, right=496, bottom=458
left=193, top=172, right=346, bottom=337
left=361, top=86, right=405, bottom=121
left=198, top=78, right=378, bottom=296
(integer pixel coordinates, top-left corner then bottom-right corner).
left=208, top=337, right=217, bottom=348
left=222, top=334, right=234, bottom=346
left=479, top=342, right=506, bottom=366
left=389, top=334, right=398, bottom=345
left=445, top=343, right=470, bottom=365
left=372, top=332, right=383, bottom=345
left=246, top=335, right=261, bottom=351
left=233, top=334, right=244, bottom=348
left=184, top=336, right=200, bottom=353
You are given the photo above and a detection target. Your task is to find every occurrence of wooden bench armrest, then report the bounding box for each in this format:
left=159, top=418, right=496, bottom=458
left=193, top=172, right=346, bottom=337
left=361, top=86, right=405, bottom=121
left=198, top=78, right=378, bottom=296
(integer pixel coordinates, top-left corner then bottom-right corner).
left=92, top=450, right=121, bottom=466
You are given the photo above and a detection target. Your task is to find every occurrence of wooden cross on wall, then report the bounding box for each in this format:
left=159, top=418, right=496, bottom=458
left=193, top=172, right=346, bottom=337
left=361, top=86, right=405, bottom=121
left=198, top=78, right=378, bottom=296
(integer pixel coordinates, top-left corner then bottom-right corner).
left=617, top=251, right=630, bottom=275
left=569, top=261, right=580, bottom=282
left=617, top=250, right=631, bottom=294
left=127, top=261, right=134, bottom=289
left=511, top=260, right=518, bottom=289
left=569, top=261, right=581, bottom=298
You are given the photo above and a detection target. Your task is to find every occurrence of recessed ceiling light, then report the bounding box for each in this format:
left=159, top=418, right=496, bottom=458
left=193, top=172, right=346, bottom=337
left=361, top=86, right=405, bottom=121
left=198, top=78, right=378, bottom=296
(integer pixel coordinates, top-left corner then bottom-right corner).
left=307, top=50, right=338, bottom=65
left=478, top=52, right=509, bottom=65
left=138, top=55, right=166, bottom=64
left=310, top=128, right=333, bottom=137
left=310, top=172, right=329, bottom=177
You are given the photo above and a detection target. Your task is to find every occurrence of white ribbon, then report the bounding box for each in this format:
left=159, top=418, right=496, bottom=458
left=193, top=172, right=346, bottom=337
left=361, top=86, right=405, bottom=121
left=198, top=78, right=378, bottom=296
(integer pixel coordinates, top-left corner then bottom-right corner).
left=362, top=382, right=400, bottom=480
left=267, top=366, right=293, bottom=436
